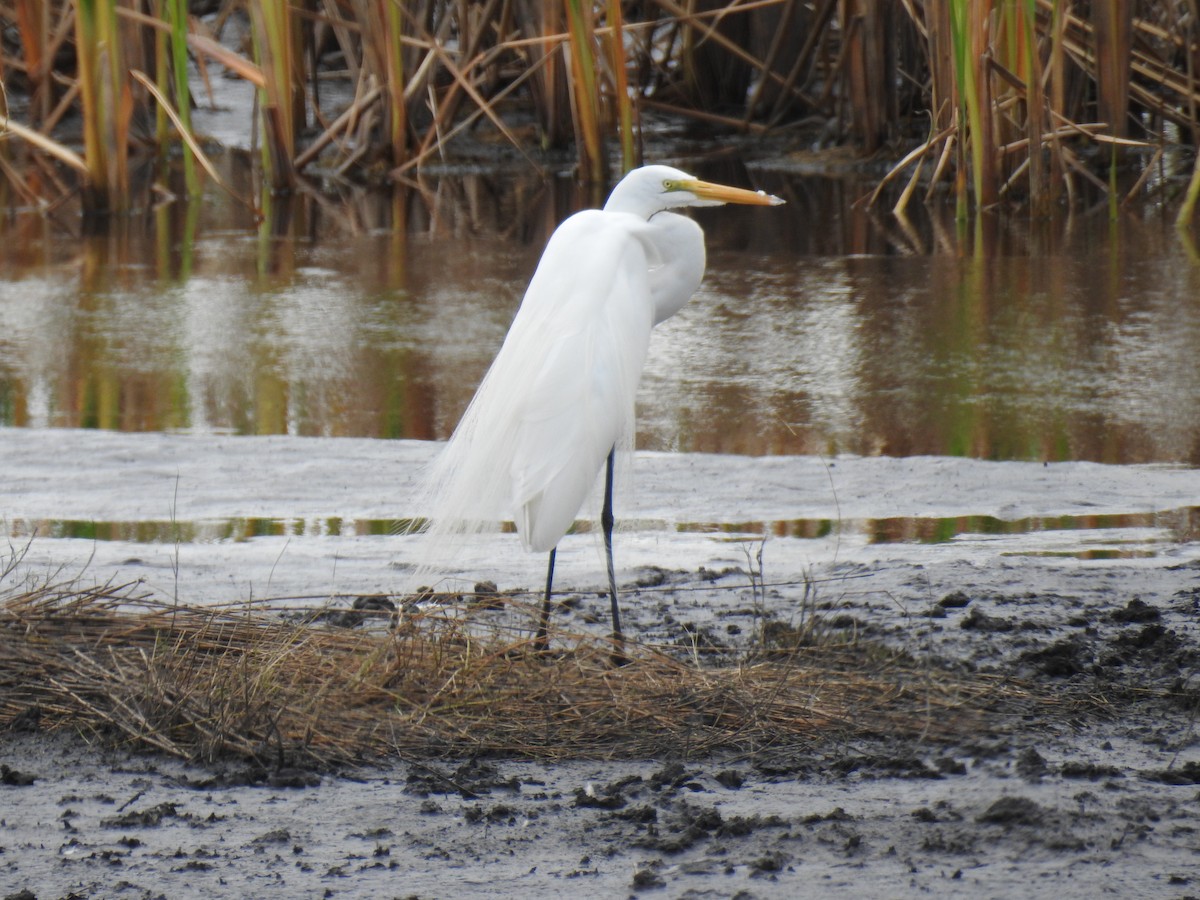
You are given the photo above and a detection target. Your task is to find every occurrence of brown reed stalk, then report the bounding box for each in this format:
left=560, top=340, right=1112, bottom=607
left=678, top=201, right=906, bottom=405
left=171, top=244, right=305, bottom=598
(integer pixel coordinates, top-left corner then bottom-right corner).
left=606, top=0, right=637, bottom=172
left=379, top=0, right=408, bottom=166
left=250, top=0, right=302, bottom=192
left=1092, top=0, right=1133, bottom=138
left=2, top=0, right=1199, bottom=217
left=840, top=0, right=893, bottom=154
left=12, top=0, right=51, bottom=123
left=74, top=0, right=132, bottom=214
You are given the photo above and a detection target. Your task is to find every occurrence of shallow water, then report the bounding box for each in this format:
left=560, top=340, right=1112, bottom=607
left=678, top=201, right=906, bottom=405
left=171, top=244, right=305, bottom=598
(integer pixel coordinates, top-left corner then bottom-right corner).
left=2, top=162, right=1199, bottom=563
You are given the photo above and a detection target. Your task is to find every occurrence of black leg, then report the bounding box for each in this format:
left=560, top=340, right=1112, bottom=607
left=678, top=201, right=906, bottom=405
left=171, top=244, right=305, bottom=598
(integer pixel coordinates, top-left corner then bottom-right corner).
left=602, top=448, right=626, bottom=663
left=535, top=547, right=556, bottom=649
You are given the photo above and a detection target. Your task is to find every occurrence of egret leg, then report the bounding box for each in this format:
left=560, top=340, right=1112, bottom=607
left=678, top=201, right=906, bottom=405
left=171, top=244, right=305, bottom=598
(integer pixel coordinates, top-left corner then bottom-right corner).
left=602, top=448, right=626, bottom=663
left=535, top=547, right=556, bottom=649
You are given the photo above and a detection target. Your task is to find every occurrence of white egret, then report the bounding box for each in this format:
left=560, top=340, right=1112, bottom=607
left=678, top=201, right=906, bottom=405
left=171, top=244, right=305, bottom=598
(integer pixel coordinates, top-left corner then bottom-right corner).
left=418, top=164, right=784, bottom=655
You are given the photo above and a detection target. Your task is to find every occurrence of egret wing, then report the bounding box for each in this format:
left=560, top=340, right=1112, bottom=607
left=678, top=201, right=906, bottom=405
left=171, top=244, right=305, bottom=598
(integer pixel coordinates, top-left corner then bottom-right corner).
left=510, top=217, right=656, bottom=550
left=416, top=211, right=655, bottom=557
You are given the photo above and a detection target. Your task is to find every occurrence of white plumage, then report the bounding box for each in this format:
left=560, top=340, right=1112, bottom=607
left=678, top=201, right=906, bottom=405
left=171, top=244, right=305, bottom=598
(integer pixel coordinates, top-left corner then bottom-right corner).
left=413, top=164, right=784, bottom=648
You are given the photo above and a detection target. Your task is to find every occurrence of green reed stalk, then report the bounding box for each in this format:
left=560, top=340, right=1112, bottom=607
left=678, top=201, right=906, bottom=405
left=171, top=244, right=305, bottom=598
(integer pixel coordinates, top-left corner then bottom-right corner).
left=1177, top=150, right=1200, bottom=228
left=1019, top=0, right=1048, bottom=213
left=74, top=0, right=130, bottom=214
left=166, top=0, right=198, bottom=196
left=383, top=1, right=407, bottom=167
left=250, top=0, right=299, bottom=192
left=1045, top=0, right=1066, bottom=197
left=607, top=0, right=636, bottom=173
left=153, top=0, right=168, bottom=145
left=948, top=0, right=989, bottom=214
left=564, top=0, right=604, bottom=183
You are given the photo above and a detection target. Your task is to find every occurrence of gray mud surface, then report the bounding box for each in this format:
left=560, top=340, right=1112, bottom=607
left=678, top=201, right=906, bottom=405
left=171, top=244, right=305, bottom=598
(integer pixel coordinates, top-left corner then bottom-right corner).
left=3, top=564, right=1199, bottom=900
left=2, top=433, right=1199, bottom=897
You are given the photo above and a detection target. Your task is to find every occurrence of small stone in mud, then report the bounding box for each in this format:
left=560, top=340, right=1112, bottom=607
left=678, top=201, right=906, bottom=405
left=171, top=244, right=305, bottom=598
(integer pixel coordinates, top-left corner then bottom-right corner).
left=714, top=769, right=744, bottom=789
left=935, top=757, right=967, bottom=775
left=749, top=850, right=789, bottom=874
left=960, top=607, right=1013, bottom=632
left=1016, top=748, right=1049, bottom=779
left=939, top=591, right=971, bottom=608
left=249, top=827, right=292, bottom=846
left=631, top=865, right=665, bottom=889
left=1141, top=760, right=1200, bottom=785
left=801, top=807, right=853, bottom=825
left=1060, top=761, right=1123, bottom=780
left=268, top=768, right=321, bottom=788
left=1108, top=597, right=1160, bottom=624
left=614, top=804, right=657, bottom=824
left=976, top=796, right=1044, bottom=826
left=1021, top=638, right=1089, bottom=677
left=7, top=707, right=42, bottom=732
left=465, top=803, right=519, bottom=825
left=698, top=565, right=742, bottom=582
left=102, top=801, right=180, bottom=828
left=469, top=580, right=503, bottom=609
left=574, top=784, right=627, bottom=810
left=1113, top=623, right=1176, bottom=652
left=648, top=761, right=697, bottom=792
left=720, top=813, right=786, bottom=836
left=0, top=764, right=36, bottom=786
left=634, top=567, right=670, bottom=587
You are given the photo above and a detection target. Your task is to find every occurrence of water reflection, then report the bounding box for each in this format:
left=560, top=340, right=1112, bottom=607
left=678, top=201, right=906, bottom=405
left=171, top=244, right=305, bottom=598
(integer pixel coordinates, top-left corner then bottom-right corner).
left=14, top=505, right=1195, bottom=557
left=1, top=162, right=1198, bottom=464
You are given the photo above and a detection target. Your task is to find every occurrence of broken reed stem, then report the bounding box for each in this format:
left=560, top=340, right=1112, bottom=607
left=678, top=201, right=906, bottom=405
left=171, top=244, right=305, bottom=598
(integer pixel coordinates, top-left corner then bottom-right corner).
left=0, top=584, right=1014, bottom=769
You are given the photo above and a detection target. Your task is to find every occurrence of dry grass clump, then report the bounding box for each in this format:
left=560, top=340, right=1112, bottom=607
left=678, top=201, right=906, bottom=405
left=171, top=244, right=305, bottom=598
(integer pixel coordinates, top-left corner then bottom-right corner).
left=1, top=576, right=1012, bottom=770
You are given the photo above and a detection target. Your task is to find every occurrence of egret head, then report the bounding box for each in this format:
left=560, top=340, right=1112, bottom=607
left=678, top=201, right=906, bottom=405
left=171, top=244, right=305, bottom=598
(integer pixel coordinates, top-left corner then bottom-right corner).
left=604, top=164, right=785, bottom=218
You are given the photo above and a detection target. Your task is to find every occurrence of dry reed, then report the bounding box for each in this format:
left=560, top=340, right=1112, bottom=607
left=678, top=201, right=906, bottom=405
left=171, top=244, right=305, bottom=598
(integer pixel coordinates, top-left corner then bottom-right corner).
left=0, top=575, right=1018, bottom=770
left=1, top=1, right=1196, bottom=220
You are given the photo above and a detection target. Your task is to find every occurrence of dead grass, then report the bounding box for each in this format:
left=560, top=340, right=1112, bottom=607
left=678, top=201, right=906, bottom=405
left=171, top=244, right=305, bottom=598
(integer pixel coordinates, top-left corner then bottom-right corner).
left=0, top=575, right=1020, bottom=770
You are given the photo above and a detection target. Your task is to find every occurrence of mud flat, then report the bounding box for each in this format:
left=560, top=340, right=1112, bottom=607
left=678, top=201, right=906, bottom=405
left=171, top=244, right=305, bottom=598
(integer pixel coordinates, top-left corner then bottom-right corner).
left=2, top=429, right=1198, bottom=898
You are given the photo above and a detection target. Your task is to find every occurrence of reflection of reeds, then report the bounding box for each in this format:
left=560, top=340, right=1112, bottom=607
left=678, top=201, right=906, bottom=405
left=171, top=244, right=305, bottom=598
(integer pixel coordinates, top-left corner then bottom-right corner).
left=0, top=2, right=1198, bottom=218
left=1, top=580, right=1014, bottom=765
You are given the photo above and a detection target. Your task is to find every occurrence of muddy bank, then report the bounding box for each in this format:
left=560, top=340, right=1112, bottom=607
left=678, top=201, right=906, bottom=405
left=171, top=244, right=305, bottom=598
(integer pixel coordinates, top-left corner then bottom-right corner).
left=2, top=430, right=1199, bottom=897
left=2, top=564, right=1198, bottom=899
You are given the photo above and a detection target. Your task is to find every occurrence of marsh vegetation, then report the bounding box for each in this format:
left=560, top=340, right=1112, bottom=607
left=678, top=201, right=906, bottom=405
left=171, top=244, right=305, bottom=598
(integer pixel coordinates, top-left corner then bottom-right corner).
left=1, top=1, right=1198, bottom=220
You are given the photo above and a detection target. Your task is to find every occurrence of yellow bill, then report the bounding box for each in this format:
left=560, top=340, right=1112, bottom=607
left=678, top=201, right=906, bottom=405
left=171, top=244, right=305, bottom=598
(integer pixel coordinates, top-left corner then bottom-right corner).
left=680, top=178, right=786, bottom=207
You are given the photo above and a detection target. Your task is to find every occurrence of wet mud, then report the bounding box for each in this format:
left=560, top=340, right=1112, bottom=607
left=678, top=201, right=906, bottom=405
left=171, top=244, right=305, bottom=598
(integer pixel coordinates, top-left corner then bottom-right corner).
left=3, top=560, right=1199, bottom=899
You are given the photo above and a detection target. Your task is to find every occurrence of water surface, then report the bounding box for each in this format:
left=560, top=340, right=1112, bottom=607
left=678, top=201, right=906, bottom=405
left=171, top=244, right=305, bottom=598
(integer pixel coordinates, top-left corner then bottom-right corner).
left=3, top=164, right=1197, bottom=464
left=2, top=163, right=1199, bottom=565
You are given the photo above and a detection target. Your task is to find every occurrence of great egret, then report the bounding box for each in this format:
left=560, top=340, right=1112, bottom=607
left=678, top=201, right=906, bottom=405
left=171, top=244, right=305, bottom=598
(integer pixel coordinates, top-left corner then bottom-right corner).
left=418, top=164, right=784, bottom=654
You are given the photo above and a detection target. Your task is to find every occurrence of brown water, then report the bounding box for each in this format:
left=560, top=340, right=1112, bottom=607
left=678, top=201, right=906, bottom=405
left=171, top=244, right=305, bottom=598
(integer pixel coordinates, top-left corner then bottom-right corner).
left=2, top=160, right=1199, bottom=465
